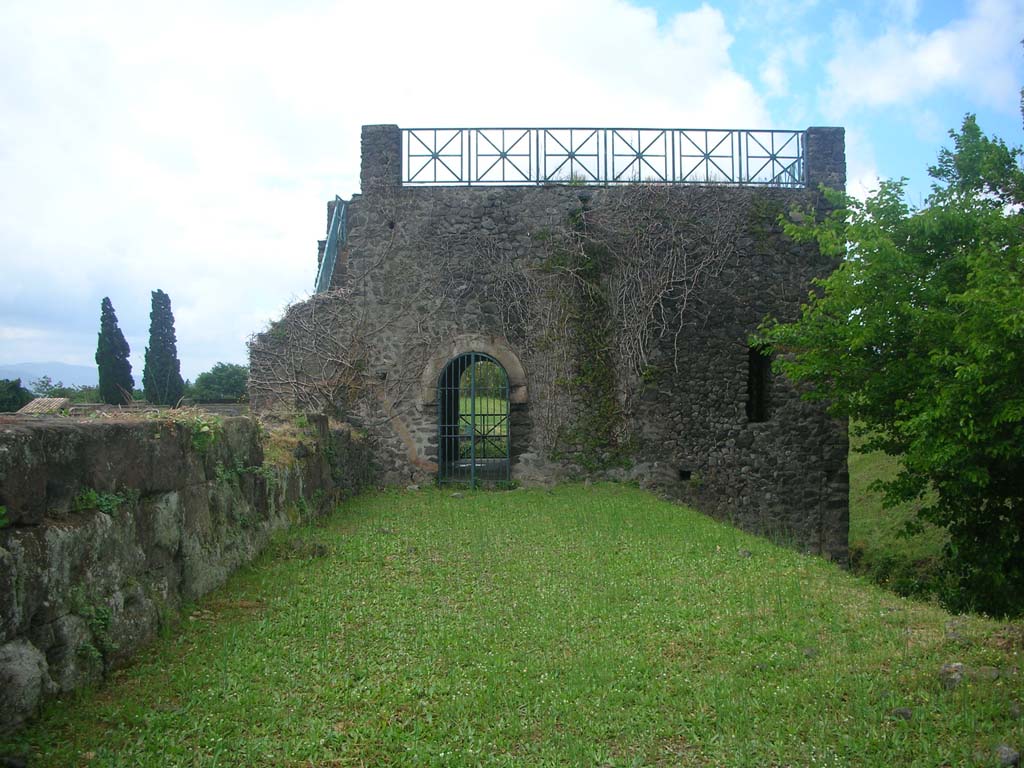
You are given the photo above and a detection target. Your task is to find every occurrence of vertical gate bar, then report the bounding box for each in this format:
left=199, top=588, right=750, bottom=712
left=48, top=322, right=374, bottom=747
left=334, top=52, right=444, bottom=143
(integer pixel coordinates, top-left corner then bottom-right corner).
left=471, top=354, right=477, bottom=488
left=801, top=130, right=806, bottom=185
left=533, top=128, right=537, bottom=183
left=670, top=130, right=675, bottom=182
left=540, top=129, right=544, bottom=181
left=437, top=368, right=442, bottom=485
left=737, top=130, right=742, bottom=183
left=537, top=129, right=542, bottom=182
left=740, top=131, right=746, bottom=184
left=733, top=130, right=738, bottom=183
left=598, top=128, right=606, bottom=185
left=505, top=366, right=510, bottom=480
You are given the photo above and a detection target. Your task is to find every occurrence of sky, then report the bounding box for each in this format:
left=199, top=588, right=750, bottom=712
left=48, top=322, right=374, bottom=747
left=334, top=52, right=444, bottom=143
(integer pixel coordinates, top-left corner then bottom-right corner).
left=1, top=0, right=1022, bottom=382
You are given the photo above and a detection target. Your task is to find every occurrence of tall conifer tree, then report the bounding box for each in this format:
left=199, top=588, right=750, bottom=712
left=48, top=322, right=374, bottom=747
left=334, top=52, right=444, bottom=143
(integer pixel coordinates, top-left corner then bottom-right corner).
left=143, top=289, right=185, bottom=405
left=95, top=297, right=134, bottom=404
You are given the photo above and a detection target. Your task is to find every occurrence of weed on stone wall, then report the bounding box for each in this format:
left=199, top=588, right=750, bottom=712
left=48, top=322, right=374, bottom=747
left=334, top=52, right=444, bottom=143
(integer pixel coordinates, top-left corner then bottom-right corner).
left=214, top=459, right=277, bottom=489
left=126, top=407, right=225, bottom=455
left=68, top=586, right=117, bottom=663
left=72, top=488, right=134, bottom=515
left=185, top=412, right=222, bottom=454
left=258, top=414, right=320, bottom=467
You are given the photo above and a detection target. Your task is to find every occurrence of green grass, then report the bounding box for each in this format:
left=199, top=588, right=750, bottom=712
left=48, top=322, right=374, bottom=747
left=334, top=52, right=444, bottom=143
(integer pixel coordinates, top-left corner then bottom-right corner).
left=457, top=395, right=508, bottom=459
left=848, top=434, right=948, bottom=600
left=458, top=395, right=507, bottom=433
left=4, top=485, right=1022, bottom=766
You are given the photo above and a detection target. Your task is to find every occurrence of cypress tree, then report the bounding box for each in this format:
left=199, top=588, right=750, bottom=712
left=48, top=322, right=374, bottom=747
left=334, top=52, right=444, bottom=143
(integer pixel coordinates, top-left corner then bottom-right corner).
left=95, top=297, right=134, bottom=404
left=143, top=289, right=185, bottom=406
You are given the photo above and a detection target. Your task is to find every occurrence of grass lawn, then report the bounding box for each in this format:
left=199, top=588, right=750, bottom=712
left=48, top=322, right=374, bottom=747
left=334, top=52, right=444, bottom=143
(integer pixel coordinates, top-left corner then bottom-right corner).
left=458, top=396, right=508, bottom=433
left=3, top=484, right=1022, bottom=766
left=457, top=395, right=509, bottom=459
left=847, top=433, right=948, bottom=600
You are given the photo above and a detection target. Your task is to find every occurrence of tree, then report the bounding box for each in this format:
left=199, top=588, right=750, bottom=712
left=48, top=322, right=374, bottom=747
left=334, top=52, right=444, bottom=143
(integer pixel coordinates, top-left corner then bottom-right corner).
left=29, top=375, right=59, bottom=397
left=143, top=289, right=185, bottom=406
left=28, top=376, right=99, bottom=402
left=758, top=116, right=1024, bottom=616
left=189, top=362, right=249, bottom=402
left=95, top=297, right=134, bottom=404
left=0, top=378, right=33, bottom=412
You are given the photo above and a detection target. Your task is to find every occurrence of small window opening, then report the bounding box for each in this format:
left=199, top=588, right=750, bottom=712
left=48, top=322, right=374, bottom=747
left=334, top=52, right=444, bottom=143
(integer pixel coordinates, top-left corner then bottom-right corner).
left=746, top=347, right=772, bottom=423
left=678, top=468, right=692, bottom=481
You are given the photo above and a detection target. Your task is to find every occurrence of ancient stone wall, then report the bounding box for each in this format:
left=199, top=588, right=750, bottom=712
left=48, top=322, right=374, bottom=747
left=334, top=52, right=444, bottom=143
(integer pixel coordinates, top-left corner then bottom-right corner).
left=249, top=123, right=848, bottom=562
left=0, top=412, right=373, bottom=732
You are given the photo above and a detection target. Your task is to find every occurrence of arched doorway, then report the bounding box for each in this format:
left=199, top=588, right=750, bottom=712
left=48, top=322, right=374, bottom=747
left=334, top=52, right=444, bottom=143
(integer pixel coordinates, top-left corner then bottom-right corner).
left=437, top=352, right=510, bottom=486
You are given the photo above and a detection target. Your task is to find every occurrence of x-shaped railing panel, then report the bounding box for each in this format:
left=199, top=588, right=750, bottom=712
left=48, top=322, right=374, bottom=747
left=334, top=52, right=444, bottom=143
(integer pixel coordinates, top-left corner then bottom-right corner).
left=402, top=127, right=805, bottom=186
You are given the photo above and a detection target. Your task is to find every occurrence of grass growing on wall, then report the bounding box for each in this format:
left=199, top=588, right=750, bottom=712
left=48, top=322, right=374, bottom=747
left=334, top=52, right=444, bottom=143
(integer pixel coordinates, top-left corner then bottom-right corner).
left=3, top=485, right=1021, bottom=767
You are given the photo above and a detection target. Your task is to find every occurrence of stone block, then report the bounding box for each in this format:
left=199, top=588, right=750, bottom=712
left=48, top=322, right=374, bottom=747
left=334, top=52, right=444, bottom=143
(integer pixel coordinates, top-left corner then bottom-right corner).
left=0, top=640, right=54, bottom=732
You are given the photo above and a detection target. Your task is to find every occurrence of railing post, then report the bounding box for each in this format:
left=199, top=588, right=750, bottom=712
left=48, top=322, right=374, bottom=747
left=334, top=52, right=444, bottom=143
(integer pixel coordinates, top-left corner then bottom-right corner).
left=804, top=127, right=846, bottom=193
left=361, top=124, right=403, bottom=193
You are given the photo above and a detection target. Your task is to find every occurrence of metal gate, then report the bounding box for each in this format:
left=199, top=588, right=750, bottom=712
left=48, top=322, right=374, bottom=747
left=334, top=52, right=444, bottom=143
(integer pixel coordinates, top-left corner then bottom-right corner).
left=437, top=352, right=510, bottom=487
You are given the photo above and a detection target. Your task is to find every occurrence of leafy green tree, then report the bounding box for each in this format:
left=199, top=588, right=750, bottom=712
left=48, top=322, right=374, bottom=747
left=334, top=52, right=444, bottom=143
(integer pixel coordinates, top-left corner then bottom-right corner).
left=758, top=116, right=1024, bottom=616
left=0, top=378, right=34, bottom=412
left=28, top=375, right=59, bottom=397
left=189, top=362, right=249, bottom=402
left=95, top=297, right=134, bottom=404
left=28, top=376, right=98, bottom=402
left=143, top=289, right=185, bottom=406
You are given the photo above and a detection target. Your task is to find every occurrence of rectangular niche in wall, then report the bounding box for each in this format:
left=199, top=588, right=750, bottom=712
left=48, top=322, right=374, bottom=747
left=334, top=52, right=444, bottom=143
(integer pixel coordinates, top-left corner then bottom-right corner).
left=746, top=347, right=772, bottom=423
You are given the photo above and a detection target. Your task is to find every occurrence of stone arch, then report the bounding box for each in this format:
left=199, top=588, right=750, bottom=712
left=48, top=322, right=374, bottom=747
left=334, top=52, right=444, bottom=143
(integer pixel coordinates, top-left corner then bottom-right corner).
left=419, top=334, right=527, bottom=406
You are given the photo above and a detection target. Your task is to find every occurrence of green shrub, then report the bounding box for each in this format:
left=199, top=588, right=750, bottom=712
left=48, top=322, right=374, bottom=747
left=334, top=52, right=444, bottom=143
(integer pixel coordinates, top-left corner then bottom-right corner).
left=187, top=413, right=222, bottom=454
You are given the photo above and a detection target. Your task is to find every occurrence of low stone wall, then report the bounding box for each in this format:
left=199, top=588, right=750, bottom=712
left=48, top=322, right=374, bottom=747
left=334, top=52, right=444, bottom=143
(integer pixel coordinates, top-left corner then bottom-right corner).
left=0, top=412, right=373, bottom=732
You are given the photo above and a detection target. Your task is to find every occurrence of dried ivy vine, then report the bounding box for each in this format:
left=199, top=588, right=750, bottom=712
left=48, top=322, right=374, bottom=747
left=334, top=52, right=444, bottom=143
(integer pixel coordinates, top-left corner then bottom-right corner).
left=249, top=184, right=752, bottom=474
left=537, top=186, right=751, bottom=470
left=249, top=191, right=450, bottom=430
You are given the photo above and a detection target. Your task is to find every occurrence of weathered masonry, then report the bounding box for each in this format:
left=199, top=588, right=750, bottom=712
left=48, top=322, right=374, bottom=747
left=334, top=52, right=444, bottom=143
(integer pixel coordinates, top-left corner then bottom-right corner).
left=250, top=124, right=849, bottom=560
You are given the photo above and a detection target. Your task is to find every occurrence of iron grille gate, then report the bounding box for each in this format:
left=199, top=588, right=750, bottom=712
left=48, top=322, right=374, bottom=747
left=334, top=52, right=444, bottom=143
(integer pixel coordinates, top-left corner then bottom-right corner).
left=437, top=352, right=510, bottom=487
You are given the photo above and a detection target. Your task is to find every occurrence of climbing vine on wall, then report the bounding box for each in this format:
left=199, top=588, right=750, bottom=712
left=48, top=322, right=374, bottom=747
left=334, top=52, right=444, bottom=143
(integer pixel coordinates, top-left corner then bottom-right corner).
left=574, top=186, right=749, bottom=380
left=537, top=203, right=628, bottom=470
left=537, top=186, right=751, bottom=470
left=250, top=184, right=754, bottom=475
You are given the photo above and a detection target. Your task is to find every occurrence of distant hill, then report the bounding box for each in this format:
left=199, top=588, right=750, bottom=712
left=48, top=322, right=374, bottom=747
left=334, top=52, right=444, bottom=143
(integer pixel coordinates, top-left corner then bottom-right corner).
left=0, top=362, right=98, bottom=388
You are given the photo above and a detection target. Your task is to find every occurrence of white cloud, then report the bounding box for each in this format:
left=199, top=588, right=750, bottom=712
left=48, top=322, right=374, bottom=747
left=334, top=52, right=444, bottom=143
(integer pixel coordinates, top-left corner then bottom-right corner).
left=843, top=127, right=882, bottom=202
left=0, top=0, right=770, bottom=379
left=822, top=0, right=1024, bottom=116
left=735, top=0, right=820, bottom=30
left=759, top=37, right=811, bottom=99
left=760, top=51, right=789, bottom=97
left=883, top=0, right=919, bottom=26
